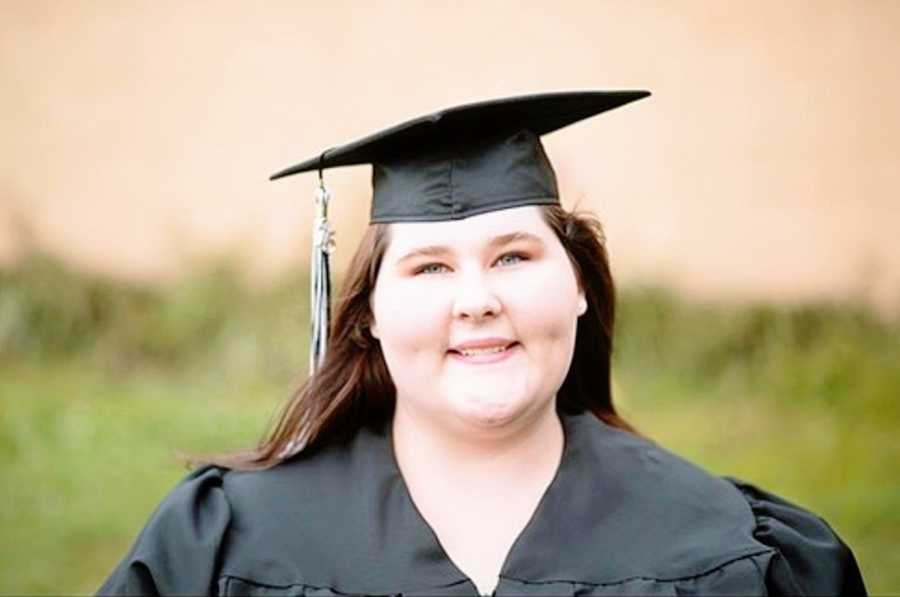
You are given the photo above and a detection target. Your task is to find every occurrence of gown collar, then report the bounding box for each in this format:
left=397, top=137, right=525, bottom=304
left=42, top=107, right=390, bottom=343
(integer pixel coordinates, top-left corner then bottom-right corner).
left=285, top=411, right=764, bottom=595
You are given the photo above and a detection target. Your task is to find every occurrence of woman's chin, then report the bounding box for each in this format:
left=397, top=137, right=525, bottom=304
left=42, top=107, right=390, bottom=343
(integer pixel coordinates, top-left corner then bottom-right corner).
left=450, top=393, right=531, bottom=431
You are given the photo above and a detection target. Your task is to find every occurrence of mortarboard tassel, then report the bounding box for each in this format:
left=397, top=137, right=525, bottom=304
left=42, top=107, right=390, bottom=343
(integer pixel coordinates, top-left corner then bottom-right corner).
left=278, top=166, right=335, bottom=459
left=309, top=174, right=335, bottom=376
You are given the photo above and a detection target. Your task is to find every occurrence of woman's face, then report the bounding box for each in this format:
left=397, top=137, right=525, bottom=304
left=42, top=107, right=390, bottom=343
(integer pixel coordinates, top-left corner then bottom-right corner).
left=370, top=206, right=587, bottom=435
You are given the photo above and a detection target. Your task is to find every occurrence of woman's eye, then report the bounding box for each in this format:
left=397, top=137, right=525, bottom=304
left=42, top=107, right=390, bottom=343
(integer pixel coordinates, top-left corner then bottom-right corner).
left=495, top=252, right=528, bottom=267
left=415, top=263, right=450, bottom=275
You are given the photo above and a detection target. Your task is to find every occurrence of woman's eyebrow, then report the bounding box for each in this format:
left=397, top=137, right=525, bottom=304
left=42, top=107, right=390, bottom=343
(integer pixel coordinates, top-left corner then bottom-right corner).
left=395, top=245, right=452, bottom=265
left=487, top=231, right=544, bottom=249
left=395, top=231, right=544, bottom=265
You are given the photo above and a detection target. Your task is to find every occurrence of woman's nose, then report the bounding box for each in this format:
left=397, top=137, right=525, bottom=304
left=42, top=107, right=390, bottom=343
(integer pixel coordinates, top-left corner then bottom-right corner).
left=451, top=271, right=502, bottom=321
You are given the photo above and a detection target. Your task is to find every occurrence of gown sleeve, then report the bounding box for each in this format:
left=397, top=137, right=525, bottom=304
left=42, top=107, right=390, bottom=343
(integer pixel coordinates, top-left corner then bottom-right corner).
left=97, top=466, right=231, bottom=596
left=726, top=478, right=867, bottom=596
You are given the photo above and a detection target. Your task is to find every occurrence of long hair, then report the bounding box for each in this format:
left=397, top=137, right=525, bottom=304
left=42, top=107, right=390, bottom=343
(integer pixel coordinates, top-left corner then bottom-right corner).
left=204, top=204, right=636, bottom=470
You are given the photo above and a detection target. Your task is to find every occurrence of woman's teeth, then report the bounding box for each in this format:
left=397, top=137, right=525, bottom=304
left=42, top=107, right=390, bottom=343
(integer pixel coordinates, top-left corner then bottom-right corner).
left=457, top=345, right=508, bottom=356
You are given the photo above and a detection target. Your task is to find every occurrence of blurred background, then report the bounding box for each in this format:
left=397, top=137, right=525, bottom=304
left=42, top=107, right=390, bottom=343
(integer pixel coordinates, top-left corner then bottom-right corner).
left=1, top=0, right=898, bottom=593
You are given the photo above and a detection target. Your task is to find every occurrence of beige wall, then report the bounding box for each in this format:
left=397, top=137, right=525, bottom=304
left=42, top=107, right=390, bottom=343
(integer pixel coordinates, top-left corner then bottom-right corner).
left=2, top=1, right=898, bottom=314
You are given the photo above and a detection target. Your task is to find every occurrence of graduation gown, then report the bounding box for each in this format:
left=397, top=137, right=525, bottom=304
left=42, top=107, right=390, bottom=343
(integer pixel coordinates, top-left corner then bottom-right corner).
left=98, top=412, right=866, bottom=596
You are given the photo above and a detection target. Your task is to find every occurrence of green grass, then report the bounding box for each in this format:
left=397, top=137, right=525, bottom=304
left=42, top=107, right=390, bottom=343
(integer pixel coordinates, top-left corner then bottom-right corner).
left=0, top=360, right=283, bottom=595
left=1, top=256, right=897, bottom=594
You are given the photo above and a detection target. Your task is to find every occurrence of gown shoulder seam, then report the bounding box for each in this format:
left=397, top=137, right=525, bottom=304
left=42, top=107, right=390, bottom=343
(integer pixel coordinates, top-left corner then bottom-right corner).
left=498, top=546, right=774, bottom=587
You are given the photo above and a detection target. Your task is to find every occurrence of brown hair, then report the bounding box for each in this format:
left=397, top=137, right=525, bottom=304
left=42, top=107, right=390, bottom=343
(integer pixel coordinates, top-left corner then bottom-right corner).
left=203, top=204, right=636, bottom=470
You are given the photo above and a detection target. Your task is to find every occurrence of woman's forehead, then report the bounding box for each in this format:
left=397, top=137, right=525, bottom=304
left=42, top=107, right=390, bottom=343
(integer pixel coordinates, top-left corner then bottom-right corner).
left=383, top=206, right=552, bottom=254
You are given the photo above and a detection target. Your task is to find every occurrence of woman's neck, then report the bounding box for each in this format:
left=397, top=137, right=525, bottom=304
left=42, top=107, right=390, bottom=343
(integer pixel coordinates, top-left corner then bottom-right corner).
left=391, top=399, right=564, bottom=489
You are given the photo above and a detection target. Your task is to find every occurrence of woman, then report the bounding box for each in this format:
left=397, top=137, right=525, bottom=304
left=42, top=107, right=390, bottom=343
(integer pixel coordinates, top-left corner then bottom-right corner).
left=99, top=92, right=865, bottom=596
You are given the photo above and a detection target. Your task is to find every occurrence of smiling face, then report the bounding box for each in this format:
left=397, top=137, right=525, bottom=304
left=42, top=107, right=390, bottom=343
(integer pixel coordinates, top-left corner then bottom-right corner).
left=370, top=206, right=587, bottom=437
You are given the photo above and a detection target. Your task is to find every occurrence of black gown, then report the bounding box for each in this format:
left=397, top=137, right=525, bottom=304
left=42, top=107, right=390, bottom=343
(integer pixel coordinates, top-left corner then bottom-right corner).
left=98, top=412, right=866, bottom=596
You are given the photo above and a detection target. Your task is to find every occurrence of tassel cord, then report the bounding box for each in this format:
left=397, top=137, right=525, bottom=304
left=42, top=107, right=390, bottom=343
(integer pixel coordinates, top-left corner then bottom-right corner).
left=309, top=184, right=334, bottom=376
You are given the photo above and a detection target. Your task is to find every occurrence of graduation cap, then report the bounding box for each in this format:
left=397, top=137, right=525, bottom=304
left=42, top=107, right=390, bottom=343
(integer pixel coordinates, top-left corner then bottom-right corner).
left=270, top=90, right=650, bottom=373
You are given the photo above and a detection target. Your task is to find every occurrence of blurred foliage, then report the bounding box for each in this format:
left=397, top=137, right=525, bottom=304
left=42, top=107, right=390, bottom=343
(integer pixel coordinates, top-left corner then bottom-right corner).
left=0, top=254, right=898, bottom=594
left=614, top=286, right=900, bottom=411
left=0, top=252, right=308, bottom=378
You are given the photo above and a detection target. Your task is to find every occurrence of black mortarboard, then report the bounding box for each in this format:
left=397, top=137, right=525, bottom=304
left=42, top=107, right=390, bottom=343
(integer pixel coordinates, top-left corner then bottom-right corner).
left=271, top=90, right=650, bottom=376
left=270, top=90, right=650, bottom=223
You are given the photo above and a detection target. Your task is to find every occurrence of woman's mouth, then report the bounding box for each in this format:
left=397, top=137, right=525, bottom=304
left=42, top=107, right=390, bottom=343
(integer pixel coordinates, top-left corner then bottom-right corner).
left=447, top=342, right=519, bottom=364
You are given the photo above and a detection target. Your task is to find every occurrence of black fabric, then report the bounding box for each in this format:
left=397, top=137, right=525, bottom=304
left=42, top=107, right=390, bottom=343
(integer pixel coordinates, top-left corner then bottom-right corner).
left=98, top=412, right=866, bottom=596
left=731, top=479, right=867, bottom=596
left=370, top=129, right=559, bottom=223
left=268, top=91, right=649, bottom=223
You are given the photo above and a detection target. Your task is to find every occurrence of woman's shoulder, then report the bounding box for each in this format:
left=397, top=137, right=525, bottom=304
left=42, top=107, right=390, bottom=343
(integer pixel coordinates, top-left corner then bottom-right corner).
left=97, top=466, right=232, bottom=595
left=564, top=412, right=756, bottom=535
left=127, top=438, right=365, bottom=523
left=219, top=427, right=387, bottom=516
left=558, top=413, right=866, bottom=594
left=97, top=436, right=381, bottom=596
left=722, top=478, right=867, bottom=595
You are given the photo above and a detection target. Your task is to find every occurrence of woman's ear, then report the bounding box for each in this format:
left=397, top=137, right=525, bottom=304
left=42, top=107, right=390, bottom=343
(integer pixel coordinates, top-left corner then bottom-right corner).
left=576, top=291, right=588, bottom=317
left=369, top=320, right=380, bottom=340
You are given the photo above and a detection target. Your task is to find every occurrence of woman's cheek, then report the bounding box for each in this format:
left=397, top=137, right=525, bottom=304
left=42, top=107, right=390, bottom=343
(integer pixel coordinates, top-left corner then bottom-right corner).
left=377, top=282, right=449, bottom=350
left=503, top=264, right=581, bottom=331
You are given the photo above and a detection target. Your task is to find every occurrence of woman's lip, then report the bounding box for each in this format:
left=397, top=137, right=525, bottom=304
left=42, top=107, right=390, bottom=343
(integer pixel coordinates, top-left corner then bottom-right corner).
left=447, top=342, right=520, bottom=364
left=449, top=337, right=515, bottom=351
